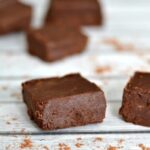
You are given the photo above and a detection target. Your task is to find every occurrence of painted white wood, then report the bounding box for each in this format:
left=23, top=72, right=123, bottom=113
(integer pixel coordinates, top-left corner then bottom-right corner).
left=0, top=102, right=149, bottom=133
left=0, top=0, right=150, bottom=148
left=1, top=53, right=149, bottom=78
left=1, top=134, right=150, bottom=149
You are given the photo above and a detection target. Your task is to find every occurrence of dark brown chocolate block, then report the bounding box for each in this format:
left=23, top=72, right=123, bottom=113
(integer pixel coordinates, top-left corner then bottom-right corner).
left=0, top=0, right=17, bottom=9
left=46, top=0, right=103, bottom=27
left=27, top=25, right=88, bottom=62
left=22, top=74, right=106, bottom=130
left=0, top=1, right=32, bottom=35
left=119, top=72, right=150, bottom=127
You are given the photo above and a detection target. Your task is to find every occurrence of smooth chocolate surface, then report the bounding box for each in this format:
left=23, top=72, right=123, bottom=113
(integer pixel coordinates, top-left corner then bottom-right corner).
left=22, top=74, right=106, bottom=130
left=0, top=0, right=17, bottom=9
left=27, top=24, right=88, bottom=62
left=46, top=0, right=103, bottom=27
left=0, top=1, right=32, bottom=35
left=119, top=72, right=150, bottom=127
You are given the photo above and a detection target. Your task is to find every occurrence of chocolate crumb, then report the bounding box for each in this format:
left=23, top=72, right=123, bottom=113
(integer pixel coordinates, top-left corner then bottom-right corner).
left=20, top=128, right=26, bottom=134
left=43, top=146, right=49, bottom=150
left=139, top=144, right=150, bottom=150
left=76, top=138, right=82, bottom=141
left=93, top=137, right=103, bottom=142
left=58, top=143, right=71, bottom=150
left=6, top=121, right=11, bottom=125
left=107, top=145, right=118, bottom=150
left=12, top=117, right=17, bottom=121
left=118, top=139, right=124, bottom=145
left=75, top=143, right=84, bottom=148
left=102, top=38, right=135, bottom=52
left=20, top=138, right=32, bottom=149
left=95, top=66, right=111, bottom=74
left=11, top=93, right=21, bottom=99
left=1, top=86, right=8, bottom=90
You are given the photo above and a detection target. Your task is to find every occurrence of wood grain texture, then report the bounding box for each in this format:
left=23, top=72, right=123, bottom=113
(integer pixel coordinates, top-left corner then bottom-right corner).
left=1, top=134, right=150, bottom=149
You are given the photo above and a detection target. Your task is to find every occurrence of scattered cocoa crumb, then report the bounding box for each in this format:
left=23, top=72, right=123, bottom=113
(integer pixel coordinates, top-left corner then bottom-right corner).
left=102, top=38, right=135, bottom=52
left=0, top=86, right=8, bottom=90
left=20, top=128, right=26, bottom=134
left=107, top=145, right=118, bottom=150
left=20, top=138, right=32, bottom=149
left=11, top=93, right=21, bottom=99
left=75, top=143, right=84, bottom=148
left=95, top=66, right=111, bottom=74
left=76, top=138, right=82, bottom=141
left=6, top=121, right=11, bottom=125
left=12, top=117, right=17, bottom=121
left=43, top=146, right=49, bottom=150
left=139, top=144, right=150, bottom=150
left=118, top=139, right=124, bottom=145
left=5, top=144, right=11, bottom=150
left=58, top=143, right=71, bottom=150
left=93, top=137, right=103, bottom=142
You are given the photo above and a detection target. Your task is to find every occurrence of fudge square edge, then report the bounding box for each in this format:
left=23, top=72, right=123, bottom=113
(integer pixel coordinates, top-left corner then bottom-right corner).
left=119, top=71, right=150, bottom=127
left=22, top=73, right=106, bottom=130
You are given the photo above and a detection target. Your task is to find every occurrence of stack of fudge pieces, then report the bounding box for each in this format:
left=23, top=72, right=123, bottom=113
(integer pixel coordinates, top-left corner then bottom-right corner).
left=27, top=0, right=102, bottom=62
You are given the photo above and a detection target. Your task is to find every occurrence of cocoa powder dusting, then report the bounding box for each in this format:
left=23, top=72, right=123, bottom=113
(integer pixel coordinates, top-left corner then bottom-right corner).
left=76, top=137, right=82, bottom=141
left=95, top=66, right=111, bottom=74
left=107, top=145, right=118, bottom=150
left=20, top=138, right=32, bottom=149
left=139, top=144, right=150, bottom=150
left=102, top=38, right=135, bottom=52
left=93, top=137, right=103, bottom=142
left=43, top=146, right=49, bottom=150
left=58, top=143, right=71, bottom=150
left=118, top=139, right=124, bottom=145
left=75, top=143, right=84, bottom=148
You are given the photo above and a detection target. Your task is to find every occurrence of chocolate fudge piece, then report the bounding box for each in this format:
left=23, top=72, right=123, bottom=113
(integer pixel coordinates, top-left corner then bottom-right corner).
left=46, top=0, right=103, bottom=27
left=0, top=0, right=17, bottom=9
left=119, top=72, right=150, bottom=127
left=0, top=1, right=32, bottom=35
left=27, top=24, right=88, bottom=62
left=22, top=74, right=106, bottom=130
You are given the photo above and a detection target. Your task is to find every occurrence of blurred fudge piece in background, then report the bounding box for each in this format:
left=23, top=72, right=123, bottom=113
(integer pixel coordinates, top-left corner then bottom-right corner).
left=0, top=0, right=32, bottom=35
left=45, top=0, right=103, bottom=27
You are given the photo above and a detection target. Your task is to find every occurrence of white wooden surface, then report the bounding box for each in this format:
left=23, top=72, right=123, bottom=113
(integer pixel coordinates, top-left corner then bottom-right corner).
left=0, top=0, right=150, bottom=149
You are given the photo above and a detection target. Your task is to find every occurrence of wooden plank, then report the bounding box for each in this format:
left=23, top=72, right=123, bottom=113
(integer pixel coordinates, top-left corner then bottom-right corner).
left=0, top=102, right=149, bottom=133
left=1, top=53, right=149, bottom=78
left=1, top=134, right=150, bottom=149
left=0, top=78, right=128, bottom=102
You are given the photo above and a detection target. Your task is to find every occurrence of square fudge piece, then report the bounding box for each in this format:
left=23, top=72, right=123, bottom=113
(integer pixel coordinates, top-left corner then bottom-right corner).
left=22, top=74, right=106, bottom=130
left=0, top=0, right=32, bottom=35
left=119, top=72, right=150, bottom=127
left=0, top=0, right=17, bottom=9
left=46, top=0, right=103, bottom=27
left=27, top=24, right=88, bottom=62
